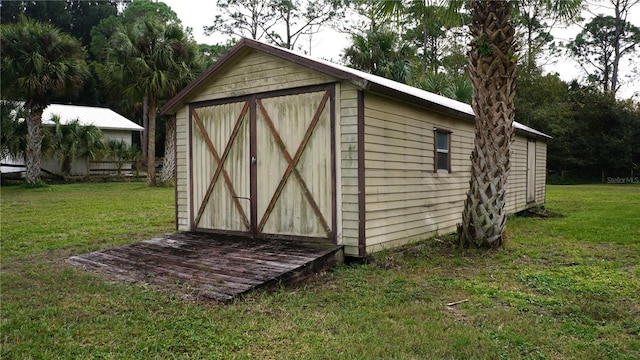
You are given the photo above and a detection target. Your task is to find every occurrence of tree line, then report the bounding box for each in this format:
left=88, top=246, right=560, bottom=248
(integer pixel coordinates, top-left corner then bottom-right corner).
left=1, top=0, right=638, bottom=186
left=210, top=0, right=640, bottom=182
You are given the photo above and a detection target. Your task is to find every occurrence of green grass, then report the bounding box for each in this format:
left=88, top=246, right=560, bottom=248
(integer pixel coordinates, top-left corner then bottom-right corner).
left=1, top=183, right=639, bottom=359
left=1, top=182, right=175, bottom=258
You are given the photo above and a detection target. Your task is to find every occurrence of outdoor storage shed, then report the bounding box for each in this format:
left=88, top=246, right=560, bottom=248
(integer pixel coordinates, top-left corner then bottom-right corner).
left=161, top=38, right=550, bottom=258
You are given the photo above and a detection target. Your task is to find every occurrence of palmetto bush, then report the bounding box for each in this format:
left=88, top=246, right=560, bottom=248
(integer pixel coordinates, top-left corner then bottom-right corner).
left=49, top=116, right=106, bottom=177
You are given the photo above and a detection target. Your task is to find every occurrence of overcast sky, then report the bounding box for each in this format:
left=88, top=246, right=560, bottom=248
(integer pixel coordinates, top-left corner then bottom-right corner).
left=162, top=0, right=639, bottom=99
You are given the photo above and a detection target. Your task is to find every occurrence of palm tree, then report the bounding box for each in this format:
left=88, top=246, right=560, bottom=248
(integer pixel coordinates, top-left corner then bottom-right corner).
left=372, top=1, right=583, bottom=248
left=101, top=18, right=194, bottom=186
left=0, top=17, right=89, bottom=184
left=159, top=113, right=178, bottom=183
left=375, top=0, right=466, bottom=74
left=459, top=0, right=584, bottom=248
left=416, top=72, right=472, bottom=104
left=458, top=1, right=517, bottom=248
left=49, top=117, right=106, bottom=177
left=107, top=139, right=140, bottom=178
left=159, top=28, right=203, bottom=184
left=1, top=101, right=29, bottom=162
left=343, top=28, right=414, bottom=83
left=1, top=101, right=55, bottom=167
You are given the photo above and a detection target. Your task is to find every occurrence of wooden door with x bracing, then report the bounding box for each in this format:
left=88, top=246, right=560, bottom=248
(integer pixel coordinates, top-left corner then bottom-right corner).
left=189, top=86, right=335, bottom=241
left=191, top=100, right=251, bottom=233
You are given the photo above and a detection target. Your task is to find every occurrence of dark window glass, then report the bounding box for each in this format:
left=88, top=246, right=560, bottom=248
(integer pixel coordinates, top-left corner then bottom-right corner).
left=435, top=130, right=450, bottom=172
left=437, top=151, right=449, bottom=170
left=436, top=132, right=448, bottom=151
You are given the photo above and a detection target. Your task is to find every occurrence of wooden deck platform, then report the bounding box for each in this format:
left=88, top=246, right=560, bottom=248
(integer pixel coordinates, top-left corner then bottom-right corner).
left=67, top=233, right=342, bottom=302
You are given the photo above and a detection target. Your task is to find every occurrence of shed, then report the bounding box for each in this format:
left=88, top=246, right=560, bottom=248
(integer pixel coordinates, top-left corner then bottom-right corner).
left=161, top=38, right=550, bottom=258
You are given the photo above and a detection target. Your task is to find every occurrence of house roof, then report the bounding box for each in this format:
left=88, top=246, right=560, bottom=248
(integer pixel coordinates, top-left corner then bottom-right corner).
left=161, top=38, right=550, bottom=140
left=42, top=104, right=143, bottom=131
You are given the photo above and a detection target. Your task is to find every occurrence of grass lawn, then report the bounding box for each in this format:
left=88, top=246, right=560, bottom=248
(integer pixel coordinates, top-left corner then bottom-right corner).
left=1, top=183, right=639, bottom=359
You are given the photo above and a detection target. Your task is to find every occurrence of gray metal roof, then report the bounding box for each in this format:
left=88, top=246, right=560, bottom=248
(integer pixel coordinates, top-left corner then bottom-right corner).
left=162, top=38, right=550, bottom=140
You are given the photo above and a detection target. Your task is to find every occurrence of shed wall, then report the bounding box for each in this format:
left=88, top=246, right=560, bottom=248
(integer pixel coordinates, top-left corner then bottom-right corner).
left=536, top=141, right=547, bottom=203
left=339, top=84, right=361, bottom=256
left=102, top=129, right=135, bottom=145
left=505, top=136, right=547, bottom=213
left=176, top=106, right=190, bottom=231
left=506, top=135, right=528, bottom=213
left=362, top=93, right=473, bottom=253
left=188, top=51, right=335, bottom=103
left=362, top=93, right=546, bottom=253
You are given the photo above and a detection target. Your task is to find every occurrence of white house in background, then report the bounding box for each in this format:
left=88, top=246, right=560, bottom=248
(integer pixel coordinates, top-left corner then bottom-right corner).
left=1, top=104, right=143, bottom=176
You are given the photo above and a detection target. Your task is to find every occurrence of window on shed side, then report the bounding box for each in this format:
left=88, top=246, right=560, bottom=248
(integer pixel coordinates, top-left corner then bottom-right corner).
left=434, top=129, right=451, bottom=173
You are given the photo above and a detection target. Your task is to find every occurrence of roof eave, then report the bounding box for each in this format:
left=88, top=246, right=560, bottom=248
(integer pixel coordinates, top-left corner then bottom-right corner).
left=365, top=82, right=475, bottom=121
left=519, top=131, right=552, bottom=140
left=514, top=124, right=552, bottom=140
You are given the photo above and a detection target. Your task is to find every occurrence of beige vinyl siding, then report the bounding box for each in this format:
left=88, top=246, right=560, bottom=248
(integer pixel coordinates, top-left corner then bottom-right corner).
left=189, top=51, right=335, bottom=103
left=536, top=141, right=547, bottom=203
left=340, top=83, right=360, bottom=256
left=175, top=106, right=190, bottom=231
left=362, top=93, right=474, bottom=253
left=506, top=135, right=547, bottom=213
left=506, top=135, right=528, bottom=213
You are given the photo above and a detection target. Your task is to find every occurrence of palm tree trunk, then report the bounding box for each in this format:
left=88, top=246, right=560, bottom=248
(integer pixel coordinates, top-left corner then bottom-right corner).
left=459, top=0, right=517, bottom=249
left=611, top=3, right=623, bottom=95
left=61, top=156, right=72, bottom=177
left=142, top=94, right=149, bottom=159
left=25, top=105, right=45, bottom=185
left=147, top=97, right=157, bottom=186
left=160, top=114, right=176, bottom=183
left=422, top=13, right=428, bottom=74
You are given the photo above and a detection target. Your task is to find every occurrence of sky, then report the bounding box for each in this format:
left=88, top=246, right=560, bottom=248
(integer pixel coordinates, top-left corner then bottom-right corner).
left=162, top=0, right=351, bottom=61
left=162, top=0, right=639, bottom=99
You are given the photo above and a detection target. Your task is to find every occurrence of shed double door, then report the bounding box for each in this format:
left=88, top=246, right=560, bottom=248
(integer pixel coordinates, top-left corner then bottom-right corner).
left=190, top=86, right=334, bottom=241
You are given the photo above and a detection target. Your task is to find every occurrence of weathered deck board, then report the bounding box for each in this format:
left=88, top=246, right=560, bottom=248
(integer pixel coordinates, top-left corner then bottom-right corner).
left=67, top=233, right=342, bottom=301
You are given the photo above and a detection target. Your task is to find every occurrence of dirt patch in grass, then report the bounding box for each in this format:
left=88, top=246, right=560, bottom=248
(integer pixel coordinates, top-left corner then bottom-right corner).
left=516, top=206, right=566, bottom=218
